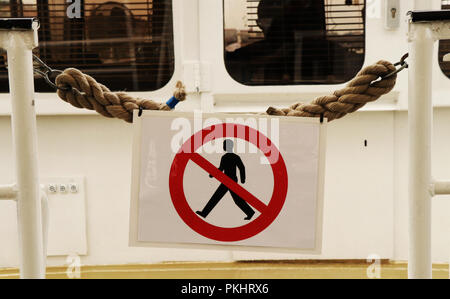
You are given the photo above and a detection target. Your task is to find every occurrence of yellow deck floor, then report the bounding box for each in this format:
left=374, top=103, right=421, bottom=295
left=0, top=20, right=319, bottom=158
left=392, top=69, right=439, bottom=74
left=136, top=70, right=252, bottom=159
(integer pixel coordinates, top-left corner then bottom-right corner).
left=0, top=261, right=448, bottom=279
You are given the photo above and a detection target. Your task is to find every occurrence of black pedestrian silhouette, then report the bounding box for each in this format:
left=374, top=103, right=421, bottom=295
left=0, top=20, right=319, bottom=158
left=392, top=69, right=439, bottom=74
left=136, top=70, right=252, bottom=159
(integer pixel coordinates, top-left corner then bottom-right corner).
left=196, top=139, right=255, bottom=220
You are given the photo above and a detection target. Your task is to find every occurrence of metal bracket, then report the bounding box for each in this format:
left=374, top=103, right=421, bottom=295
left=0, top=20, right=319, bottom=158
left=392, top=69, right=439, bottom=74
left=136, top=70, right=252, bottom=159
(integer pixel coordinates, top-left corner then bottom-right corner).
left=183, top=61, right=211, bottom=93
left=408, top=11, right=450, bottom=41
left=0, top=184, right=18, bottom=200
left=0, top=18, right=39, bottom=31
left=408, top=10, right=450, bottom=23
left=382, top=53, right=409, bottom=79
left=431, top=180, right=450, bottom=196
left=0, top=18, right=39, bottom=50
left=33, top=54, right=71, bottom=91
left=385, top=0, right=400, bottom=30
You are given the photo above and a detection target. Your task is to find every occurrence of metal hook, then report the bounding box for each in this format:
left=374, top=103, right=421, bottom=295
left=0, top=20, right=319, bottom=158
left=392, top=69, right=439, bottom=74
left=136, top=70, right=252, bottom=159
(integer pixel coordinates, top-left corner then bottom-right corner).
left=382, top=53, right=409, bottom=79
left=44, top=70, right=63, bottom=90
left=33, top=54, right=52, bottom=73
left=32, top=54, right=71, bottom=91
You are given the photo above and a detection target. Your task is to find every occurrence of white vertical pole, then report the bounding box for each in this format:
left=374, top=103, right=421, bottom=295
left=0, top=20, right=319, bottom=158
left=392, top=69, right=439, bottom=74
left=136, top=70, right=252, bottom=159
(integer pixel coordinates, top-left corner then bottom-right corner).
left=408, top=23, right=434, bottom=279
left=198, top=0, right=214, bottom=112
left=5, top=29, right=45, bottom=279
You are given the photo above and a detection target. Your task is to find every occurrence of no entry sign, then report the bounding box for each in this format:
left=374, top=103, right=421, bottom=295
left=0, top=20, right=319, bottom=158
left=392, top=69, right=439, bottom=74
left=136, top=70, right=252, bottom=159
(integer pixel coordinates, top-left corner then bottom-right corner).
left=129, top=111, right=326, bottom=252
left=169, top=123, right=288, bottom=242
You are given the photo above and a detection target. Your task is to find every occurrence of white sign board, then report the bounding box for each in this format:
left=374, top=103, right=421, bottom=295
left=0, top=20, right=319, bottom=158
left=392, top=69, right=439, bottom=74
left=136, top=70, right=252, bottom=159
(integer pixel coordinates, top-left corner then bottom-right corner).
left=129, top=111, right=326, bottom=253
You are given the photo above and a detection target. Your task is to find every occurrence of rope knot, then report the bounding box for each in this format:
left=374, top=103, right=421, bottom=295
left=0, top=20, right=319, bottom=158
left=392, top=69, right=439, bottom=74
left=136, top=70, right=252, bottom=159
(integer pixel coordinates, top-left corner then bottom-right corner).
left=173, top=81, right=187, bottom=102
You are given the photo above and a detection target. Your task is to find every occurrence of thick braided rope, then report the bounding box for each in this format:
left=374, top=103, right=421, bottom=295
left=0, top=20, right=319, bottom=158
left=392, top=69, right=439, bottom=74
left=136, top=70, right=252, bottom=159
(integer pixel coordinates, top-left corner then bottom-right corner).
left=55, top=60, right=396, bottom=123
left=266, top=60, right=397, bottom=121
left=55, top=68, right=186, bottom=123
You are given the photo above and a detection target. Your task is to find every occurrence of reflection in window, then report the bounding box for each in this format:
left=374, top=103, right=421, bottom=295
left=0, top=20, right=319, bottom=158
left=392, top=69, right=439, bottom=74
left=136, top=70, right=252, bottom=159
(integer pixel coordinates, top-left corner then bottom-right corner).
left=439, top=0, right=450, bottom=79
left=224, top=0, right=366, bottom=85
left=0, top=0, right=174, bottom=92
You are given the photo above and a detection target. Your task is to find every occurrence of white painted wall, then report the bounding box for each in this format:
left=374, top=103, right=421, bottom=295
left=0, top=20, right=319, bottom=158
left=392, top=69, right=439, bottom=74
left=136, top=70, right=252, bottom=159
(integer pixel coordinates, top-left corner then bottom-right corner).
left=224, top=0, right=248, bottom=31
left=0, top=0, right=449, bottom=268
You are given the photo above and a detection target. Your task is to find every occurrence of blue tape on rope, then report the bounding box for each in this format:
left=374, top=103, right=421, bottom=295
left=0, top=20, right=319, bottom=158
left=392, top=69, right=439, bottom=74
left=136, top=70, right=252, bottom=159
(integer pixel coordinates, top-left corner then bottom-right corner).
left=166, top=96, right=179, bottom=109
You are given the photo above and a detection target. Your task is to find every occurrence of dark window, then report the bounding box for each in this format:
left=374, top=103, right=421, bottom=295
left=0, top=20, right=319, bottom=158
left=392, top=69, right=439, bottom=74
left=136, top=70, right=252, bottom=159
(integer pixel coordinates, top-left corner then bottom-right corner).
left=0, top=0, right=174, bottom=92
left=223, top=0, right=366, bottom=85
left=439, top=0, right=450, bottom=78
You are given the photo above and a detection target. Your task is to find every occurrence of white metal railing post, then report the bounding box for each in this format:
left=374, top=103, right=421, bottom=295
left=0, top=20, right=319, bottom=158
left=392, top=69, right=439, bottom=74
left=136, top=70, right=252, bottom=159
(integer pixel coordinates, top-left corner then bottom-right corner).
left=407, top=9, right=450, bottom=279
left=408, top=22, right=434, bottom=279
left=0, top=18, right=45, bottom=279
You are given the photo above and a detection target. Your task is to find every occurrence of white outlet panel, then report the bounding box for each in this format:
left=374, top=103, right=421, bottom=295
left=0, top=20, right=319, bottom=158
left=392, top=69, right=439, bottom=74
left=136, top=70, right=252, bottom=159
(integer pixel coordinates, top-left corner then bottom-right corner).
left=41, top=177, right=87, bottom=256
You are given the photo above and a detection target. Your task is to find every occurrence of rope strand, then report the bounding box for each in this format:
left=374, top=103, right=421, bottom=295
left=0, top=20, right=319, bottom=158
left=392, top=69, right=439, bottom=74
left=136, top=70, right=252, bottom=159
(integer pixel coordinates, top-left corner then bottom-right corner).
left=266, top=60, right=397, bottom=121
left=55, top=68, right=186, bottom=123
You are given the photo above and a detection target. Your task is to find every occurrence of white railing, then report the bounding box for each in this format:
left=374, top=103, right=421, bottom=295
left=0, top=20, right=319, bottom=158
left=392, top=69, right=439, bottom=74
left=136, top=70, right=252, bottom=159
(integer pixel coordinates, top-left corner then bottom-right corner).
left=407, top=6, right=450, bottom=279
left=0, top=18, right=47, bottom=279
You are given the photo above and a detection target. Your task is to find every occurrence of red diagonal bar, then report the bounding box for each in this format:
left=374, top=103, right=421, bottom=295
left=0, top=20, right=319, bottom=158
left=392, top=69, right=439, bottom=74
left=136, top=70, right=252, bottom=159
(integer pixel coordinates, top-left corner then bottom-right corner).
left=188, top=153, right=268, bottom=214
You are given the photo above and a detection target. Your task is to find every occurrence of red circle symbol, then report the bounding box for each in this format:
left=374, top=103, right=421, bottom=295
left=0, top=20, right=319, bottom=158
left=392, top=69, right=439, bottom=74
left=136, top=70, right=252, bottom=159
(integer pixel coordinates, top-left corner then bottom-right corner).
left=169, top=123, right=288, bottom=242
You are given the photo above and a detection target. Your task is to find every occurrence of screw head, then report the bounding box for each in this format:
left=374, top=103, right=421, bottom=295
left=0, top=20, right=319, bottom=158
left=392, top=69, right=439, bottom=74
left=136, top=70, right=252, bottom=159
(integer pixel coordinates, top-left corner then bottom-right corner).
left=69, top=183, right=78, bottom=193
left=48, top=184, right=57, bottom=194
left=59, top=184, right=68, bottom=193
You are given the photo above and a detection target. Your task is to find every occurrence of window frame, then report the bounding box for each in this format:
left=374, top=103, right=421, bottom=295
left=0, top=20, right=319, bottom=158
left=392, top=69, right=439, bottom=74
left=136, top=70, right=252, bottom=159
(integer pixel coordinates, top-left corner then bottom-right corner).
left=0, top=0, right=182, bottom=114
left=221, top=0, right=367, bottom=87
left=191, top=0, right=367, bottom=112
